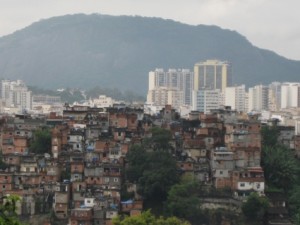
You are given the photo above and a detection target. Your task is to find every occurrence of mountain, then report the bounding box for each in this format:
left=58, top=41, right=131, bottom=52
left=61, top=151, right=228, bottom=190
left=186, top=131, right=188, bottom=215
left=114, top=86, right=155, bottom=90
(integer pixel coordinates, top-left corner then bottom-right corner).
left=0, top=14, right=299, bottom=94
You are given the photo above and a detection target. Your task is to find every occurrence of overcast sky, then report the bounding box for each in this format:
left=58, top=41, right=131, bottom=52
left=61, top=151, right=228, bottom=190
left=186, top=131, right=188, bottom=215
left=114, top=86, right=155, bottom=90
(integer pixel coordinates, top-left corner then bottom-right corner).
left=1, top=0, right=300, bottom=60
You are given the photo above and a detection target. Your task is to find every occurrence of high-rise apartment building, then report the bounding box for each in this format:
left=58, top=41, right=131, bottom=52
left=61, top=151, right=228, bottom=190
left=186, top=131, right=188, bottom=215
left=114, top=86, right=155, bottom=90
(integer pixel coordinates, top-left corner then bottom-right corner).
left=1, top=80, right=13, bottom=100
left=225, top=85, right=246, bottom=112
left=194, top=60, right=232, bottom=92
left=148, top=69, right=166, bottom=90
left=147, top=68, right=193, bottom=106
left=295, top=120, right=300, bottom=135
left=268, top=82, right=282, bottom=111
left=0, top=80, right=32, bottom=112
left=248, top=85, right=269, bottom=112
left=281, top=82, right=300, bottom=109
left=147, top=87, right=183, bottom=109
left=181, top=69, right=194, bottom=106
left=192, top=89, right=222, bottom=113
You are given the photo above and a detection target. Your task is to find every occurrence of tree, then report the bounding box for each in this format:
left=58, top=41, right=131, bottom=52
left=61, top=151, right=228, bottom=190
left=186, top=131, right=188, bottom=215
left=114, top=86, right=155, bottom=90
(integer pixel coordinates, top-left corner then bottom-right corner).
left=288, top=185, right=300, bottom=217
left=29, top=128, right=51, bottom=154
left=262, top=145, right=299, bottom=191
left=0, top=195, right=24, bottom=225
left=126, top=148, right=180, bottom=206
left=144, top=127, right=172, bottom=151
left=126, top=145, right=147, bottom=183
left=165, top=182, right=203, bottom=223
left=294, top=210, right=300, bottom=225
left=112, top=210, right=190, bottom=225
left=126, top=128, right=180, bottom=211
left=138, top=150, right=180, bottom=201
left=242, top=192, right=269, bottom=221
left=261, top=125, right=279, bottom=147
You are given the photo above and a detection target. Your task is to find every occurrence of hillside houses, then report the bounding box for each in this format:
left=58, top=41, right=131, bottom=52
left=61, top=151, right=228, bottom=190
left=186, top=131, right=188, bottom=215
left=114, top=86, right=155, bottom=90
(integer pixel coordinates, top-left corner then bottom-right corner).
left=1, top=104, right=296, bottom=224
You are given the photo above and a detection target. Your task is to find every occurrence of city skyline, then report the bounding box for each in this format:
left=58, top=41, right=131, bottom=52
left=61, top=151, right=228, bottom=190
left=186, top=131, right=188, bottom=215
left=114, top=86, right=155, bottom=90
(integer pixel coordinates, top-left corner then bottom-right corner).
left=1, top=0, right=300, bottom=60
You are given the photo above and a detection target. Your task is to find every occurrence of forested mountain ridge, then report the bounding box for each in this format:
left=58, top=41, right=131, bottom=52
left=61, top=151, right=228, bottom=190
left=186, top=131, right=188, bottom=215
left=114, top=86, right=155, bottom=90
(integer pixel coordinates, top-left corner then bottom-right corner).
left=0, top=14, right=299, bottom=94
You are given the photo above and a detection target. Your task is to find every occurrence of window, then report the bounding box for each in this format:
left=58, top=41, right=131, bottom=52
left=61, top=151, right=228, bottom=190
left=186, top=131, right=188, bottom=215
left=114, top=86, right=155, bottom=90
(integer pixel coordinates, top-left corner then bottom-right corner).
left=219, top=170, right=223, bottom=175
left=240, top=183, right=245, bottom=187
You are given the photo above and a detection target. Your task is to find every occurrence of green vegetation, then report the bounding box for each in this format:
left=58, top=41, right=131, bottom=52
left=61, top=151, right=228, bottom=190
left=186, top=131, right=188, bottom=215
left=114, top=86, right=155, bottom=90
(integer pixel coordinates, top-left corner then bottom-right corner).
left=126, top=127, right=244, bottom=224
left=165, top=182, right=203, bottom=223
left=126, top=144, right=179, bottom=203
left=145, top=127, right=172, bottom=151
left=242, top=192, right=269, bottom=222
left=2, top=14, right=300, bottom=94
left=261, top=124, right=300, bottom=193
left=289, top=186, right=300, bottom=218
left=0, top=195, right=24, bottom=225
left=139, top=150, right=179, bottom=200
left=262, top=145, right=299, bottom=191
left=126, top=127, right=180, bottom=212
left=29, top=128, right=51, bottom=154
left=294, top=210, right=300, bottom=225
left=112, top=210, right=190, bottom=225
left=126, top=145, right=148, bottom=183
left=261, top=124, right=300, bottom=223
left=261, top=125, right=279, bottom=147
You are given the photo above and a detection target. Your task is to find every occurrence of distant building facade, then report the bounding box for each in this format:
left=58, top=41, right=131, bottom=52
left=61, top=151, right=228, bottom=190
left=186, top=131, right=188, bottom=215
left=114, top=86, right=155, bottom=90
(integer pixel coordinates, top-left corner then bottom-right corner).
left=0, top=80, right=32, bottom=112
left=281, top=82, right=300, bottom=109
left=225, top=85, right=246, bottom=112
left=33, top=95, right=61, bottom=105
left=147, top=87, right=183, bottom=109
left=194, top=60, right=232, bottom=92
left=268, top=82, right=282, bottom=111
left=147, top=68, right=193, bottom=107
left=192, top=89, right=222, bottom=113
left=89, top=95, right=115, bottom=108
left=248, top=85, right=269, bottom=112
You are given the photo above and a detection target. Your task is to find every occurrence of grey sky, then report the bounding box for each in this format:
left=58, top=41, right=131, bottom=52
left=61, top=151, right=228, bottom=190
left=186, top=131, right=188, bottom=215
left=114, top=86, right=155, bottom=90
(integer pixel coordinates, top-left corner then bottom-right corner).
left=1, top=0, right=300, bottom=60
